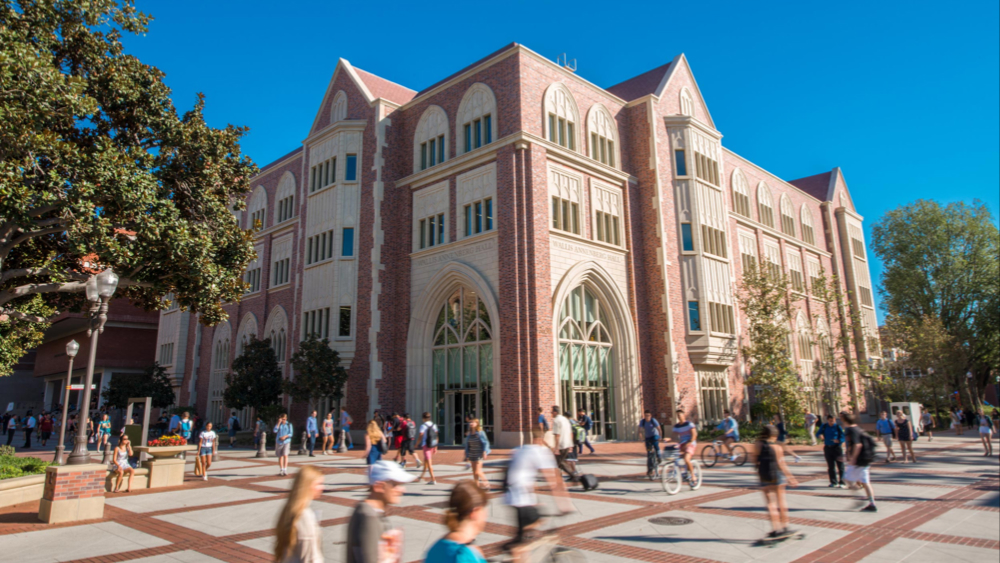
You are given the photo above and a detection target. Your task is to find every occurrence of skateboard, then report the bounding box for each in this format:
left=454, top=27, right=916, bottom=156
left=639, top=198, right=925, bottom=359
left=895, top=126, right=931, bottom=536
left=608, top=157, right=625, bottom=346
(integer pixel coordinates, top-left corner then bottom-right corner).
left=754, top=533, right=806, bottom=547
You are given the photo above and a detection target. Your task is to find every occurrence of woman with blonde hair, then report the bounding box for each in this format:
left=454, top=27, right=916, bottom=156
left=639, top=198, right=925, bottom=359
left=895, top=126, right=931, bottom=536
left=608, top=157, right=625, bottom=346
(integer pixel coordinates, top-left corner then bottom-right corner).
left=274, top=465, right=325, bottom=563
left=463, top=419, right=491, bottom=489
left=424, top=481, right=489, bottom=563
left=363, top=419, right=387, bottom=466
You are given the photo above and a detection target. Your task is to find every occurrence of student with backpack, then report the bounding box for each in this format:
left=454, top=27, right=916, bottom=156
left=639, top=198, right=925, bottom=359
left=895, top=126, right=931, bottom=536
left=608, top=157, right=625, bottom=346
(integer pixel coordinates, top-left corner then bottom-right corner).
left=575, top=409, right=595, bottom=455
left=841, top=411, right=878, bottom=512
left=815, top=414, right=846, bottom=488
left=339, top=407, right=354, bottom=450
left=395, top=413, right=420, bottom=469
left=417, top=412, right=439, bottom=485
left=464, top=418, right=491, bottom=490
left=638, top=410, right=662, bottom=478
left=228, top=411, right=241, bottom=448
left=755, top=424, right=799, bottom=541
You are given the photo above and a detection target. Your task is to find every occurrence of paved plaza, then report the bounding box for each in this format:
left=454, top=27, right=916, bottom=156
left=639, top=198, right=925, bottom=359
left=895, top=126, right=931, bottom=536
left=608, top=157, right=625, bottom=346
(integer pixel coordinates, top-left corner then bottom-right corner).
left=1, top=435, right=996, bottom=563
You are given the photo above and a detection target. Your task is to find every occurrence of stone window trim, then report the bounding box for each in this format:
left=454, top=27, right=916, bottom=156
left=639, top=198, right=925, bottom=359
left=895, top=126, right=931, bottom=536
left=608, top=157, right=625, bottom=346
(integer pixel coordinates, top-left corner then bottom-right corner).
left=757, top=182, right=775, bottom=229
left=456, top=83, right=498, bottom=155
left=235, top=313, right=258, bottom=356
left=158, top=342, right=174, bottom=367
left=731, top=168, right=752, bottom=219
left=413, top=181, right=450, bottom=252
left=779, top=194, right=796, bottom=237
left=590, top=180, right=623, bottom=248
left=274, top=171, right=297, bottom=224
left=543, top=82, right=581, bottom=152
left=247, top=186, right=267, bottom=230
left=337, top=305, right=353, bottom=340
left=548, top=163, right=584, bottom=239
left=679, top=87, right=695, bottom=117
left=457, top=163, right=498, bottom=242
left=800, top=204, right=816, bottom=246
left=586, top=103, right=619, bottom=169
left=414, top=105, right=450, bottom=174
left=263, top=305, right=289, bottom=364
left=330, top=90, right=348, bottom=125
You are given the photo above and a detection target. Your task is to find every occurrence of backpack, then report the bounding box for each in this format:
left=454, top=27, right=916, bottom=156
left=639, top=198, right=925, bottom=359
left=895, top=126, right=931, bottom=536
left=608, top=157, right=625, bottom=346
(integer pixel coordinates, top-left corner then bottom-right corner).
left=856, top=430, right=877, bottom=467
left=232, top=418, right=241, bottom=432
left=427, top=424, right=439, bottom=448
left=572, top=422, right=586, bottom=445
left=406, top=420, right=417, bottom=440
left=756, top=440, right=778, bottom=482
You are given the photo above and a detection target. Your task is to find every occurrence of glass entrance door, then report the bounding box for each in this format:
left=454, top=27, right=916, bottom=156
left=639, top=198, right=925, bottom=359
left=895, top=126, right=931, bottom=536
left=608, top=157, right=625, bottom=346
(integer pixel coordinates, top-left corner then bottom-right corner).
left=444, top=391, right=478, bottom=445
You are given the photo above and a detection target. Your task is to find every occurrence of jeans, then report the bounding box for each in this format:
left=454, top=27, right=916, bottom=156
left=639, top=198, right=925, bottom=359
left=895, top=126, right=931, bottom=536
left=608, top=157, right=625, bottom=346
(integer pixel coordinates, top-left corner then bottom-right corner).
left=23, top=428, right=33, bottom=448
left=824, top=444, right=844, bottom=485
left=307, top=434, right=317, bottom=455
left=6, top=429, right=14, bottom=446
left=576, top=436, right=595, bottom=455
left=645, top=437, right=661, bottom=474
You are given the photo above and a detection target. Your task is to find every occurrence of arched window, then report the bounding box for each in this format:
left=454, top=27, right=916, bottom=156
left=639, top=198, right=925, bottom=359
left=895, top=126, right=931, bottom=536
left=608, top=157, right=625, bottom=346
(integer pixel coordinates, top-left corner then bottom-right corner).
left=680, top=88, right=694, bottom=117
left=208, top=321, right=231, bottom=427
left=264, top=306, right=289, bottom=365
left=757, top=182, right=775, bottom=228
left=235, top=313, right=258, bottom=356
left=557, top=285, right=617, bottom=440
left=247, top=186, right=267, bottom=230
left=330, top=90, right=348, bottom=124
left=274, top=172, right=296, bottom=225
left=543, top=83, right=580, bottom=151
left=796, top=312, right=814, bottom=362
left=815, top=318, right=832, bottom=363
left=456, top=84, right=496, bottom=154
left=800, top=205, right=816, bottom=245
left=431, top=286, right=494, bottom=444
left=780, top=195, right=796, bottom=236
left=586, top=103, right=619, bottom=168
left=414, top=105, right=449, bottom=173
left=731, top=168, right=751, bottom=218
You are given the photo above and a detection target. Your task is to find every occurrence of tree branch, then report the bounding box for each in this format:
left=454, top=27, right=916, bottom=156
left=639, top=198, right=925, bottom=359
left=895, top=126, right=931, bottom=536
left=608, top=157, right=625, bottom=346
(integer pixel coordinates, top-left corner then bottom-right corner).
left=0, top=281, right=87, bottom=307
left=0, top=267, right=90, bottom=284
left=0, top=308, right=61, bottom=323
left=0, top=226, right=67, bottom=259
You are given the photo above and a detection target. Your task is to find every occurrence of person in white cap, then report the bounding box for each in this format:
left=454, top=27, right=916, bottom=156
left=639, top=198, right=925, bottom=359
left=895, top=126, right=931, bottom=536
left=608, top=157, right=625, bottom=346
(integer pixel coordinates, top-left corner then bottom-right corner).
left=346, top=460, right=415, bottom=563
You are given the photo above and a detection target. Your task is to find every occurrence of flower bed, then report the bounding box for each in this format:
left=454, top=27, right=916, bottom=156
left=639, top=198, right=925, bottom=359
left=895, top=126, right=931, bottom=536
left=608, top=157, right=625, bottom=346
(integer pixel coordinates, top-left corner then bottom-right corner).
left=0, top=454, right=53, bottom=480
left=147, top=435, right=187, bottom=447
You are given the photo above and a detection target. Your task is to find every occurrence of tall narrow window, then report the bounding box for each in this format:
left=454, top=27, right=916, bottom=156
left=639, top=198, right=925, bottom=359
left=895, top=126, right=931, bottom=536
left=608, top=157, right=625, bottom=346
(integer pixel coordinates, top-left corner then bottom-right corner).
left=688, top=301, right=702, bottom=331
left=464, top=124, right=472, bottom=153
left=338, top=306, right=352, bottom=337
left=675, top=150, right=687, bottom=176
left=551, top=197, right=579, bottom=235
left=437, top=135, right=445, bottom=165
left=341, top=227, right=354, bottom=257
left=484, top=115, right=492, bottom=144
left=681, top=223, right=694, bottom=251
left=595, top=210, right=621, bottom=245
left=345, top=154, right=357, bottom=181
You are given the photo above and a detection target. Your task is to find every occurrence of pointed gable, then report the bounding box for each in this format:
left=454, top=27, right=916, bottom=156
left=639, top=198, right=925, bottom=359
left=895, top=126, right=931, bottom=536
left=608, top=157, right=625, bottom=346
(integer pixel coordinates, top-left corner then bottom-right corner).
left=308, top=59, right=416, bottom=135
left=353, top=67, right=417, bottom=106
left=789, top=171, right=833, bottom=201
left=606, top=62, right=672, bottom=101
left=657, top=54, right=715, bottom=128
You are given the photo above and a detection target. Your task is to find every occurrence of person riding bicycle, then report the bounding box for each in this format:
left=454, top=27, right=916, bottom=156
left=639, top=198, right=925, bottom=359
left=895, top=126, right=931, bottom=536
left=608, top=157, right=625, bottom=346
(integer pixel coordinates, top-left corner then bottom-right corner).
left=715, top=409, right=740, bottom=461
left=503, top=428, right=574, bottom=563
left=638, top=410, right=662, bottom=478
left=663, top=410, right=698, bottom=487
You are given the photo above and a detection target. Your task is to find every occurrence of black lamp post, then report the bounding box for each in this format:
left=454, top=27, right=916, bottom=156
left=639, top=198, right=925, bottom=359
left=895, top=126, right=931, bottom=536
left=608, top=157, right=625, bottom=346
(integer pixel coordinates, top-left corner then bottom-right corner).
left=53, top=339, right=79, bottom=464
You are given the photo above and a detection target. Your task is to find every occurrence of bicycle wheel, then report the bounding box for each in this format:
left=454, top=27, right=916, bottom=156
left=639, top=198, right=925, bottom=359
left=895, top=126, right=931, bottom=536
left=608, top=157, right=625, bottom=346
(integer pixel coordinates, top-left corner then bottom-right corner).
left=550, top=546, right=587, bottom=563
left=701, top=444, right=719, bottom=467
left=731, top=444, right=748, bottom=466
left=661, top=463, right=682, bottom=494
left=689, top=461, right=703, bottom=490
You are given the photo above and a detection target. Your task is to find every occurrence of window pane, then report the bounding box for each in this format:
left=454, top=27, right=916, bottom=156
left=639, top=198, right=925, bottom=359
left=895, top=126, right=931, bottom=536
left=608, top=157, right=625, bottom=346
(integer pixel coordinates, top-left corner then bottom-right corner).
left=681, top=223, right=694, bottom=251
left=608, top=140, right=615, bottom=167
left=448, top=348, right=461, bottom=388
left=571, top=202, right=579, bottom=234
left=596, top=211, right=605, bottom=241
left=675, top=150, right=687, bottom=176
left=591, top=133, right=598, bottom=158
left=567, top=122, right=575, bottom=150
left=421, top=143, right=427, bottom=170
left=419, top=219, right=426, bottom=249
left=484, top=115, right=492, bottom=144
left=561, top=200, right=569, bottom=232
left=464, top=346, right=477, bottom=387
left=612, top=216, right=619, bottom=245
left=438, top=135, right=445, bottom=163
left=428, top=216, right=436, bottom=247
left=437, top=213, right=445, bottom=244
left=324, top=307, right=331, bottom=339
left=475, top=201, right=483, bottom=234
left=485, top=198, right=493, bottom=230
left=342, top=227, right=354, bottom=257
left=339, top=306, right=351, bottom=337
left=346, top=154, right=357, bottom=180
left=428, top=139, right=436, bottom=166
left=549, top=114, right=556, bottom=142
left=464, top=124, right=471, bottom=153
left=465, top=205, right=472, bottom=236
left=688, top=301, right=701, bottom=331
left=332, top=158, right=337, bottom=182
left=558, top=118, right=566, bottom=146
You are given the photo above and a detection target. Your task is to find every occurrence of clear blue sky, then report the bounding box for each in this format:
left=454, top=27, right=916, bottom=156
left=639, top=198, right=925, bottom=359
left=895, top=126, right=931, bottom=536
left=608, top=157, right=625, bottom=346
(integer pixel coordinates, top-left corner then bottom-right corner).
left=123, top=0, right=999, bottom=322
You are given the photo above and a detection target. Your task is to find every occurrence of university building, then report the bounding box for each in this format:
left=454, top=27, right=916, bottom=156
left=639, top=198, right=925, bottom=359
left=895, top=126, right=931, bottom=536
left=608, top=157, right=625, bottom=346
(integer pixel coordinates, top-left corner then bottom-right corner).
left=156, top=44, right=880, bottom=446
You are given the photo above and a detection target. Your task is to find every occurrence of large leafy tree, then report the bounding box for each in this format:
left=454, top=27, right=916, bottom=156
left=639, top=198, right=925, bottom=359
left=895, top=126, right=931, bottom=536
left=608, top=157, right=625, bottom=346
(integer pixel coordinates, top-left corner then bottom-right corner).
left=102, top=362, right=175, bottom=410
left=0, top=1, right=257, bottom=376
left=871, top=200, right=999, bottom=409
left=286, top=335, right=349, bottom=412
left=223, top=337, right=283, bottom=424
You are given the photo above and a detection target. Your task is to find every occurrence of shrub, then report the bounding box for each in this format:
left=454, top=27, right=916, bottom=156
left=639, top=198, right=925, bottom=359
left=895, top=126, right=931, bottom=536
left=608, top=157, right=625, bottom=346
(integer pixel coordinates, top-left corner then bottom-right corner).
left=0, top=455, right=52, bottom=480
left=0, top=445, right=14, bottom=456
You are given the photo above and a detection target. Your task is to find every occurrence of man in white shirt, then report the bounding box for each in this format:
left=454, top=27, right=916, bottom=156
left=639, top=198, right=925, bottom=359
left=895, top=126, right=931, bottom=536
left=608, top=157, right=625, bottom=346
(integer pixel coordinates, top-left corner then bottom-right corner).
left=23, top=411, right=36, bottom=449
left=550, top=406, right=577, bottom=481
left=504, top=428, right=573, bottom=559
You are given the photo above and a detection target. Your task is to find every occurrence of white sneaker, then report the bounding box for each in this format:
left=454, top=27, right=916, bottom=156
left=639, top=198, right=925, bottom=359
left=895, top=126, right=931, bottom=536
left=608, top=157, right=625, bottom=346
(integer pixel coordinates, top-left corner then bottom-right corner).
left=794, top=456, right=802, bottom=463
left=203, top=474, right=208, bottom=481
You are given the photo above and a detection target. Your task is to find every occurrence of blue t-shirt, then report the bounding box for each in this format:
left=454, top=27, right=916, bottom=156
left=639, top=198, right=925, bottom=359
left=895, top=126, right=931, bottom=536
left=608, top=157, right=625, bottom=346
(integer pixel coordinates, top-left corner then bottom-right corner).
left=425, top=539, right=486, bottom=563
left=274, top=422, right=293, bottom=444
left=537, top=414, right=549, bottom=431
left=639, top=418, right=661, bottom=439
left=717, top=417, right=739, bottom=440
left=876, top=419, right=896, bottom=435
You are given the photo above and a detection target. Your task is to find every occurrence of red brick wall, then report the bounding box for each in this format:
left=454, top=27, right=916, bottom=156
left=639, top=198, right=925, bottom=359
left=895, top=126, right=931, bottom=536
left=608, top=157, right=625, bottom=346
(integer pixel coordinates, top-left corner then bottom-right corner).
left=44, top=468, right=105, bottom=501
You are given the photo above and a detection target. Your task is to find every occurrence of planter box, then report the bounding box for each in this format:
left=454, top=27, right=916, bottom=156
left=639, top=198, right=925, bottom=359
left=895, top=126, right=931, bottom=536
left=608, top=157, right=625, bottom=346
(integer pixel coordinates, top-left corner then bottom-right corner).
left=134, top=445, right=196, bottom=460
left=0, top=474, right=46, bottom=509
left=134, top=445, right=196, bottom=488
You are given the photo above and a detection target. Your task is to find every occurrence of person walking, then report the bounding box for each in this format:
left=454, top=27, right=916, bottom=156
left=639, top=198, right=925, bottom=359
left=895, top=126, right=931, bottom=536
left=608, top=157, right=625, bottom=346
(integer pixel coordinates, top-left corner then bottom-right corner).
left=39, top=414, right=53, bottom=447
left=23, top=411, right=36, bottom=449
left=253, top=414, right=264, bottom=450
left=977, top=409, right=994, bottom=456
left=306, top=411, right=319, bottom=457
left=772, top=415, right=801, bottom=463
left=112, top=434, right=136, bottom=493
left=275, top=466, right=326, bottom=563
left=339, top=407, right=354, bottom=450
left=639, top=410, right=662, bottom=478
left=363, top=420, right=387, bottom=466
left=841, top=411, right=877, bottom=512
left=804, top=410, right=818, bottom=446
left=346, top=461, right=415, bottom=563
left=921, top=409, right=935, bottom=442
left=575, top=409, right=596, bottom=455
left=951, top=408, right=963, bottom=436
left=756, top=424, right=799, bottom=540
left=816, top=414, right=846, bottom=488
left=5, top=414, right=17, bottom=446
left=227, top=411, right=240, bottom=448
left=275, top=414, right=294, bottom=476
left=322, top=412, right=336, bottom=455
left=169, top=411, right=181, bottom=435
left=395, top=413, right=419, bottom=469
left=550, top=406, right=578, bottom=482
left=425, top=481, right=490, bottom=563
left=198, top=422, right=218, bottom=481
left=464, top=418, right=491, bottom=489
left=535, top=407, right=549, bottom=435
left=875, top=411, right=897, bottom=463
left=417, top=412, right=439, bottom=485
left=895, top=412, right=917, bottom=463
left=178, top=412, right=193, bottom=443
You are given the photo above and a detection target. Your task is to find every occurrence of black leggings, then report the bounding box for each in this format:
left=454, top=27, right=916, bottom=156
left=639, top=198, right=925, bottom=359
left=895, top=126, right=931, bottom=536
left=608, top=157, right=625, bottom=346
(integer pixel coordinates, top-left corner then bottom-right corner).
left=824, top=444, right=844, bottom=485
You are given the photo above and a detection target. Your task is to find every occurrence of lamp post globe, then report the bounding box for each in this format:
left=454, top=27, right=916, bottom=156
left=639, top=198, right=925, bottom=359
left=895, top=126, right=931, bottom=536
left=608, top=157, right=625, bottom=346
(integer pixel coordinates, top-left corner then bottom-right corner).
left=96, top=268, right=119, bottom=298
left=54, top=339, right=80, bottom=464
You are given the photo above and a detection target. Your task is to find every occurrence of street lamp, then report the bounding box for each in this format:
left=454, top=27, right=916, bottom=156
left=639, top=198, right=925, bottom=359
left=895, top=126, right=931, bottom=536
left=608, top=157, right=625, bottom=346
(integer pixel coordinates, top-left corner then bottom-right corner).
left=53, top=340, right=79, bottom=464
left=66, top=268, right=118, bottom=465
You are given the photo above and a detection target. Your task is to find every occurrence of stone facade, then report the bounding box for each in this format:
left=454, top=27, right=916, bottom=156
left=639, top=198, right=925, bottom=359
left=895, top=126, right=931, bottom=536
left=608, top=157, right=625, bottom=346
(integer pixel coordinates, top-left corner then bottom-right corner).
left=158, top=44, right=881, bottom=445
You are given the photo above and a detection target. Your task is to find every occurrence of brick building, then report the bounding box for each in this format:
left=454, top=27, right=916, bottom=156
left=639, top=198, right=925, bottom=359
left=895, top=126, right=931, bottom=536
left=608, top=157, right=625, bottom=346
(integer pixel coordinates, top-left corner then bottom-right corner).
left=157, top=44, right=880, bottom=446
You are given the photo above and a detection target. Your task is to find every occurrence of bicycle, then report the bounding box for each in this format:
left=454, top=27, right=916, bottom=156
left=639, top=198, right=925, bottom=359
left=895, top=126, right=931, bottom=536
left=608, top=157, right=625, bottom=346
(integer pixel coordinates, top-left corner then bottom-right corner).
left=659, top=445, right=702, bottom=495
left=701, top=439, right=748, bottom=467
left=488, top=511, right=586, bottom=563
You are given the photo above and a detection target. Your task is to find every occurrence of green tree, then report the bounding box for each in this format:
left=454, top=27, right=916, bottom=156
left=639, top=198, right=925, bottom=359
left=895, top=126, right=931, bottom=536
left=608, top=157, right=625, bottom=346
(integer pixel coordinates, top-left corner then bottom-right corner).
left=101, top=362, right=175, bottom=410
left=882, top=314, right=965, bottom=416
left=0, top=0, right=257, bottom=377
left=285, top=335, right=349, bottom=412
left=871, top=200, right=999, bottom=410
left=737, top=263, right=803, bottom=421
left=224, top=337, right=283, bottom=424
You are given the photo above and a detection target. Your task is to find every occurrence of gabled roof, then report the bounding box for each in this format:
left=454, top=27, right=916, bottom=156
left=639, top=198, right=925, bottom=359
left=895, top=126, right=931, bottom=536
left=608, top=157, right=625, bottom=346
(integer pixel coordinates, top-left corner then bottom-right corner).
left=605, top=62, right=672, bottom=101
left=353, top=67, right=417, bottom=106
left=416, top=43, right=520, bottom=97
left=257, top=146, right=303, bottom=176
left=789, top=171, right=833, bottom=202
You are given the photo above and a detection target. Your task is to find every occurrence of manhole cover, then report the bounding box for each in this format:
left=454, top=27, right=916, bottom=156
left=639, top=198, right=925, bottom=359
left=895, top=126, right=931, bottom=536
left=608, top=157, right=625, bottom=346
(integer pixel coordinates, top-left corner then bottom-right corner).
left=649, top=516, right=693, bottom=526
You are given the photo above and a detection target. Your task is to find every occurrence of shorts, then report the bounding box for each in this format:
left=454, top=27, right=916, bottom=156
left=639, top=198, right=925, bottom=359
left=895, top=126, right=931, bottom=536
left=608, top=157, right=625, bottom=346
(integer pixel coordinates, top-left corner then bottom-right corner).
left=200, top=447, right=213, bottom=456
left=980, top=427, right=993, bottom=435
left=844, top=464, right=870, bottom=484
left=422, top=447, right=437, bottom=461
left=228, top=428, right=237, bottom=437
left=514, top=505, right=541, bottom=541
left=679, top=441, right=697, bottom=455
left=115, top=460, right=131, bottom=471
left=760, top=473, right=787, bottom=487
left=400, top=439, right=414, bottom=455
left=275, top=442, right=290, bottom=457
left=881, top=435, right=893, bottom=448
left=41, top=431, right=51, bottom=440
